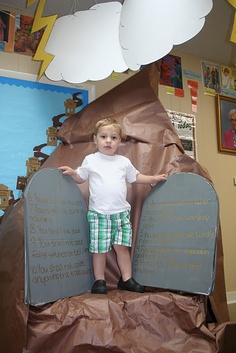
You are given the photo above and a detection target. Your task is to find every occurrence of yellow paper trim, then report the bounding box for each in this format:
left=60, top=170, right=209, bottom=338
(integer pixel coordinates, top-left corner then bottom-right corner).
left=111, top=72, right=119, bottom=80
left=228, top=0, right=236, bottom=7
left=230, top=13, right=236, bottom=43
left=165, top=86, right=175, bottom=95
left=204, top=87, right=216, bottom=96
left=228, top=0, right=236, bottom=43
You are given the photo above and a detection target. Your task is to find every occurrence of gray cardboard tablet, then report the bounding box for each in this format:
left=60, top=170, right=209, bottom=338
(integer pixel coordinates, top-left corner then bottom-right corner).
left=24, top=168, right=93, bottom=305
left=133, top=172, right=219, bottom=295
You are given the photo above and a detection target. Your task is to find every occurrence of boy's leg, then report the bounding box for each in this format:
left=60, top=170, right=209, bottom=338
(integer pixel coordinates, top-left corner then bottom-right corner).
left=112, top=211, right=145, bottom=293
left=91, top=252, right=107, bottom=294
left=92, top=252, right=107, bottom=280
left=113, top=244, right=132, bottom=281
left=114, top=244, right=145, bottom=293
left=88, top=210, right=111, bottom=294
left=112, top=211, right=133, bottom=281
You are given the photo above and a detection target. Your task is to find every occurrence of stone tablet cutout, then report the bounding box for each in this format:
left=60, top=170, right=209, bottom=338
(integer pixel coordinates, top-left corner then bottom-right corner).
left=24, top=168, right=93, bottom=306
left=133, top=173, right=219, bottom=295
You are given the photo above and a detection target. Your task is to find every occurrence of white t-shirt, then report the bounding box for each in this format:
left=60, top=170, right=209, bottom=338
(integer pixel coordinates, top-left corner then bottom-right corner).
left=76, top=152, right=139, bottom=215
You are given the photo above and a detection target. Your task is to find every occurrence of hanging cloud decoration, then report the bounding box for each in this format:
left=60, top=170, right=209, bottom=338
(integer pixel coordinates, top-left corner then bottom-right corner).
left=45, top=2, right=127, bottom=83
left=44, top=0, right=213, bottom=83
left=120, top=0, right=213, bottom=71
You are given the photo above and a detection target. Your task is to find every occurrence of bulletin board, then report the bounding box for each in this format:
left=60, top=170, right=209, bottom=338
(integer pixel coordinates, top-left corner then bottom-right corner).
left=0, top=69, right=95, bottom=216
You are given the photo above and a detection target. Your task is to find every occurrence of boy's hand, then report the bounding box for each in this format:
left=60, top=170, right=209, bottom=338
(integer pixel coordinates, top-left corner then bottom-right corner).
left=157, top=174, right=167, bottom=182
left=58, top=166, right=85, bottom=184
left=151, top=174, right=167, bottom=187
left=58, top=166, right=74, bottom=175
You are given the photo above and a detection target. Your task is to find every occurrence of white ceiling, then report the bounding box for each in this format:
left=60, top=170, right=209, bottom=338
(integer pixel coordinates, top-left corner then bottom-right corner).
left=1, top=0, right=236, bottom=68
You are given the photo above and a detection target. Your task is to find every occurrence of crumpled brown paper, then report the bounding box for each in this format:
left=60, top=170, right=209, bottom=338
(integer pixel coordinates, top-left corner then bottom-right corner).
left=0, top=63, right=235, bottom=353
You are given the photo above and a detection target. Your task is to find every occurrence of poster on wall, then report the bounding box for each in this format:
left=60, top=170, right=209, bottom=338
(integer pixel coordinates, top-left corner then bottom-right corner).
left=158, top=54, right=183, bottom=90
left=0, top=9, right=12, bottom=52
left=14, top=14, right=44, bottom=55
left=0, top=9, right=43, bottom=54
left=201, top=61, right=220, bottom=96
left=166, top=109, right=196, bottom=159
left=0, top=69, right=95, bottom=217
left=220, top=65, right=236, bottom=98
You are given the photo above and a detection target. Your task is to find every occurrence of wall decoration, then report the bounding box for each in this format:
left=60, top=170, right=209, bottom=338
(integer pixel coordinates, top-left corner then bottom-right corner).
left=14, top=14, right=44, bottom=55
left=0, top=9, right=14, bottom=52
left=159, top=54, right=183, bottom=89
left=201, top=61, right=220, bottom=95
left=216, top=94, right=236, bottom=154
left=28, top=0, right=213, bottom=82
left=0, top=69, right=95, bottom=218
left=220, top=65, right=236, bottom=98
left=0, top=9, right=44, bottom=55
left=187, top=80, right=198, bottom=113
left=183, top=69, right=201, bottom=81
left=27, top=0, right=58, bottom=79
left=221, top=65, right=233, bottom=89
left=40, top=1, right=128, bottom=82
left=166, top=110, right=196, bottom=159
left=0, top=10, right=7, bottom=42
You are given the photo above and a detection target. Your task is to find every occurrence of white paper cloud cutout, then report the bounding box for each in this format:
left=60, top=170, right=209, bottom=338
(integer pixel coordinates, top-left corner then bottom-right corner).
left=45, top=0, right=213, bottom=83
left=45, top=2, right=127, bottom=83
left=120, top=0, right=213, bottom=70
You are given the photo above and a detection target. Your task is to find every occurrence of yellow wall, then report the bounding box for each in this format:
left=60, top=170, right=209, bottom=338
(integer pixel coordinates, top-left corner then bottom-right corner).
left=1, top=44, right=236, bottom=319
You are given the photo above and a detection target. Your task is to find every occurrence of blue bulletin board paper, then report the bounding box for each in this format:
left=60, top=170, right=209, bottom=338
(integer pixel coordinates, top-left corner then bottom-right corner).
left=0, top=70, right=93, bottom=216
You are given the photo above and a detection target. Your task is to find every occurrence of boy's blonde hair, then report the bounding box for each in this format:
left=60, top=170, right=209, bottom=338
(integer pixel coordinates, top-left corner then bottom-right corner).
left=94, top=118, right=122, bottom=138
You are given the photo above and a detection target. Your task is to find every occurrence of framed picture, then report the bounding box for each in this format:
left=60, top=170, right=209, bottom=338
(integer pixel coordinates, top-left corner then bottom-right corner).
left=216, top=94, right=236, bottom=154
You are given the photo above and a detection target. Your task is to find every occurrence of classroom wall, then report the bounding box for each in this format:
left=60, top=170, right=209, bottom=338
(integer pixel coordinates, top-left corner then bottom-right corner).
left=0, top=42, right=235, bottom=321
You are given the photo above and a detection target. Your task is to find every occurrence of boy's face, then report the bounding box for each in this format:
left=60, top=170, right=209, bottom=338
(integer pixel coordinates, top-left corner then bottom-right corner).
left=94, top=124, right=121, bottom=156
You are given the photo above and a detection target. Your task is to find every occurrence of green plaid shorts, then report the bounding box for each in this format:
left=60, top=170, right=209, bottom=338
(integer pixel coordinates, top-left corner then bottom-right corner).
left=87, top=210, right=132, bottom=253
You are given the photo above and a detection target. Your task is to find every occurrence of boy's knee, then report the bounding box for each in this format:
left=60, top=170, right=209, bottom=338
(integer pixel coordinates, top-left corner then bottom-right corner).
left=113, top=244, right=129, bottom=254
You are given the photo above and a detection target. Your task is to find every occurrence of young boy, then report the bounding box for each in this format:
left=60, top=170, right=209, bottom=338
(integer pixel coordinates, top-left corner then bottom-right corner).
left=59, top=118, right=167, bottom=294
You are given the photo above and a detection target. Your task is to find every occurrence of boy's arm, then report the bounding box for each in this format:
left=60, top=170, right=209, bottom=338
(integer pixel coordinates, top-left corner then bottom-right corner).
left=58, top=166, right=85, bottom=184
left=135, top=173, right=167, bottom=185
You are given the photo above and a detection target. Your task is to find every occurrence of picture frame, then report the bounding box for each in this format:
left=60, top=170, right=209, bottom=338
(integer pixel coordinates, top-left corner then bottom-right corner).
left=216, top=94, right=236, bottom=154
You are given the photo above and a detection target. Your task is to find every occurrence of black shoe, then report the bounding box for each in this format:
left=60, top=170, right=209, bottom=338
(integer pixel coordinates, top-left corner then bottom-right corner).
left=91, top=280, right=107, bottom=294
left=117, top=277, right=145, bottom=293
